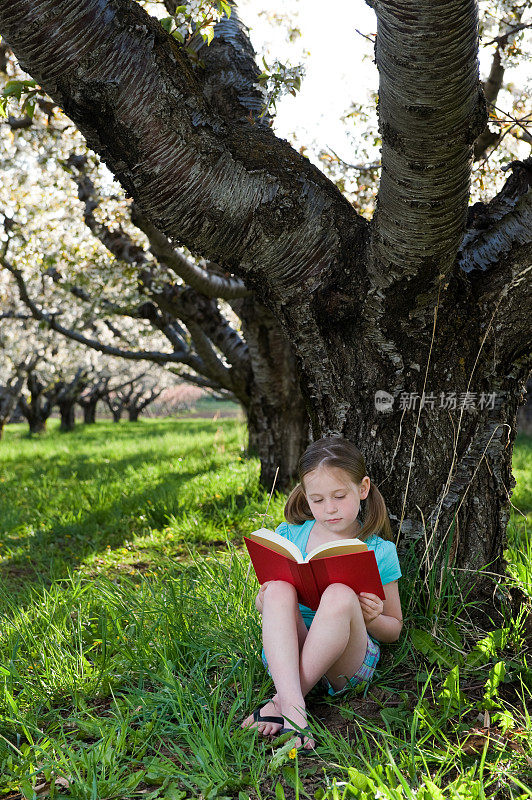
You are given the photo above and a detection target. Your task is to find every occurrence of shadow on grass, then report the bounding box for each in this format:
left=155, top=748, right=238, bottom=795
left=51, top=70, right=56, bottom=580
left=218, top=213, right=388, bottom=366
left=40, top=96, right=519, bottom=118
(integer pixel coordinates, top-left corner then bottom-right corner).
left=0, top=419, right=252, bottom=600
left=0, top=468, right=200, bottom=580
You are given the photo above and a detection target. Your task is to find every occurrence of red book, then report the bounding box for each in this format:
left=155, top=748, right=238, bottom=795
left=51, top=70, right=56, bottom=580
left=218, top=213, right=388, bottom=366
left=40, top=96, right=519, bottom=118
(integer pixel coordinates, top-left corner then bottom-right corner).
left=244, top=527, right=385, bottom=611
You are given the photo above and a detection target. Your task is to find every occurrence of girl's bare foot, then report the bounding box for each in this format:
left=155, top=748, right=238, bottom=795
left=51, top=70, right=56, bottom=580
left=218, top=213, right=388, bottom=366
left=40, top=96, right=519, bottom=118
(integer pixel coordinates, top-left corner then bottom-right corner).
left=241, top=695, right=283, bottom=736
left=279, top=698, right=315, bottom=750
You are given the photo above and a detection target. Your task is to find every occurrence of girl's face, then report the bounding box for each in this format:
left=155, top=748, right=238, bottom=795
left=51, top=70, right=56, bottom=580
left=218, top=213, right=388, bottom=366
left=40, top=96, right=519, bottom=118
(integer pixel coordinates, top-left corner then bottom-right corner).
left=303, top=465, right=370, bottom=538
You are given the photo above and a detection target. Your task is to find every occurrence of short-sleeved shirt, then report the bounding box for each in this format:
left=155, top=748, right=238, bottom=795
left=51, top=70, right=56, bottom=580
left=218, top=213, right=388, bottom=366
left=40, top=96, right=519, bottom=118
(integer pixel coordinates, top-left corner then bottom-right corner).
left=274, top=519, right=402, bottom=634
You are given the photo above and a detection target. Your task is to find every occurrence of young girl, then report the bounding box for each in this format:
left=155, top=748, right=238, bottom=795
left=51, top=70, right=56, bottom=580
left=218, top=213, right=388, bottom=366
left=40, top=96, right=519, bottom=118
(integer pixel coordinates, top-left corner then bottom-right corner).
left=241, top=436, right=403, bottom=750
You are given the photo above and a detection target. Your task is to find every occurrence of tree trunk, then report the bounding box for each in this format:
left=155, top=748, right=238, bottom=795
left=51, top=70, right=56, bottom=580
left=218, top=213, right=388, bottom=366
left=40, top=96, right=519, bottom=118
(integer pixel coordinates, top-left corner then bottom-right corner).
left=245, top=402, right=308, bottom=493
left=0, top=374, right=26, bottom=436
left=112, top=408, right=122, bottom=423
left=19, top=375, right=52, bottom=435
left=128, top=407, right=139, bottom=422
left=82, top=399, right=98, bottom=424
left=27, top=415, right=48, bottom=434
left=237, top=299, right=310, bottom=491
left=285, top=256, right=529, bottom=597
left=59, top=400, right=76, bottom=431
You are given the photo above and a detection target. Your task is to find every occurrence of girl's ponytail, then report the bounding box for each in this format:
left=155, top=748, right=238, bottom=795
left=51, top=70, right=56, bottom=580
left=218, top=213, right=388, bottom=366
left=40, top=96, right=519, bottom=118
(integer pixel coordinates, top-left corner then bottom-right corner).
left=284, top=483, right=313, bottom=524
left=358, top=482, right=392, bottom=541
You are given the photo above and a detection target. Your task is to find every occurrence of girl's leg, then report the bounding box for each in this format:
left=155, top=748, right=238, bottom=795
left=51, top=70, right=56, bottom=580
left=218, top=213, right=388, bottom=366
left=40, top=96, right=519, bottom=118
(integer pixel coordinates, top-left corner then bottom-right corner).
left=260, top=581, right=309, bottom=737
left=241, top=603, right=308, bottom=736
left=298, top=583, right=368, bottom=695
left=262, top=582, right=368, bottom=749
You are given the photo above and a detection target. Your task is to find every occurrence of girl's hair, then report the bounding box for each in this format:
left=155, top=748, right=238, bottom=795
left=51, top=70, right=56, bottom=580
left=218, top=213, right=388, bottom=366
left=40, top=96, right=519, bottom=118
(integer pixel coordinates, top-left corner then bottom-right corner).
left=284, top=436, right=392, bottom=541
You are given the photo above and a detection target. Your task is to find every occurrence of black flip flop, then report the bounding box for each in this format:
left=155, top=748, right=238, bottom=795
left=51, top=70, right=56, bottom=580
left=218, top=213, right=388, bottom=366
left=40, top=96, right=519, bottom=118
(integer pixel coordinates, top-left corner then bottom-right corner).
left=276, top=726, right=315, bottom=752
left=251, top=703, right=284, bottom=727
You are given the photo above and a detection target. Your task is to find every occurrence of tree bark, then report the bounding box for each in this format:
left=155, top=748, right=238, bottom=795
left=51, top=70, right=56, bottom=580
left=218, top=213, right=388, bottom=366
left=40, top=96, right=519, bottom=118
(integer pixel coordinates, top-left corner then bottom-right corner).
left=18, top=373, right=53, bottom=435
left=59, top=399, right=76, bottom=431
left=370, top=0, right=486, bottom=288
left=81, top=398, right=98, bottom=424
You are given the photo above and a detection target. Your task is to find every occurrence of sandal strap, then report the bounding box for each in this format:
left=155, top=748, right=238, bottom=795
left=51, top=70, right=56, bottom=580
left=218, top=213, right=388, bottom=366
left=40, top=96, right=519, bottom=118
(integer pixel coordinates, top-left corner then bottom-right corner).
left=279, top=726, right=313, bottom=745
left=253, top=706, right=284, bottom=725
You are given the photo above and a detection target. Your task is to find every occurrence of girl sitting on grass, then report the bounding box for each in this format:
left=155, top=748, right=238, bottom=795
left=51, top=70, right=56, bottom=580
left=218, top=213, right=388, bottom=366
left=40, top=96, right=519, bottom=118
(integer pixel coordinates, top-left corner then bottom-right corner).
left=241, top=436, right=403, bottom=751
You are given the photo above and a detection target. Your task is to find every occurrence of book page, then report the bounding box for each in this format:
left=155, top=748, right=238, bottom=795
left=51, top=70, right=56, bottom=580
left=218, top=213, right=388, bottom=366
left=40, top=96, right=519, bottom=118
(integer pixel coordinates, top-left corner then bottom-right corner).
left=247, top=528, right=303, bottom=563
left=306, top=538, right=368, bottom=562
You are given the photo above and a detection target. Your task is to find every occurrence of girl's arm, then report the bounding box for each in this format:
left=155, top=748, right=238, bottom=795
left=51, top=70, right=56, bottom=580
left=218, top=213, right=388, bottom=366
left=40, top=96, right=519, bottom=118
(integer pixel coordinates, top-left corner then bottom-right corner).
left=359, top=580, right=403, bottom=643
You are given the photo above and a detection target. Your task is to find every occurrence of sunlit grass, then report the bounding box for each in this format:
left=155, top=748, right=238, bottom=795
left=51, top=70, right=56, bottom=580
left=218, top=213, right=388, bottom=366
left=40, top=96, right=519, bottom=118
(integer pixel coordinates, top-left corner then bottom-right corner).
left=0, top=418, right=284, bottom=591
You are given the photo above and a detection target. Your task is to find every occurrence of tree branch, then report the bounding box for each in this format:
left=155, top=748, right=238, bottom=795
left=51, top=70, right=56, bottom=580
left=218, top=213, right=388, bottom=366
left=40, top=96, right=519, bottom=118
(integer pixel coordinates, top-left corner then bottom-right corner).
left=369, top=0, right=487, bottom=287
left=1, top=255, right=197, bottom=367
left=185, top=318, right=235, bottom=393
left=139, top=269, right=249, bottom=371
left=474, top=47, right=504, bottom=160
left=190, top=3, right=273, bottom=127
left=0, top=311, right=33, bottom=320
left=458, top=159, right=532, bottom=363
left=44, top=265, right=155, bottom=320
left=130, top=203, right=250, bottom=299
left=170, top=367, right=236, bottom=399
left=484, top=22, right=532, bottom=47
left=0, top=0, right=365, bottom=307
left=459, top=158, right=532, bottom=274
left=474, top=8, right=529, bottom=161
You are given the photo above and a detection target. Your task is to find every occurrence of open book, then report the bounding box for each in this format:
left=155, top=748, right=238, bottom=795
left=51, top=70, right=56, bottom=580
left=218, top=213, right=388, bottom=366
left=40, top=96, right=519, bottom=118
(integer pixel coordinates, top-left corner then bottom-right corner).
left=244, top=527, right=385, bottom=611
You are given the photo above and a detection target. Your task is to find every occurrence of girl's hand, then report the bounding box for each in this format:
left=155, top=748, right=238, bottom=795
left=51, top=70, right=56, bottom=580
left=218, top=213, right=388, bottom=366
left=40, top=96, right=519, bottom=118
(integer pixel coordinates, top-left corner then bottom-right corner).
left=358, top=592, right=384, bottom=623
left=255, top=581, right=274, bottom=614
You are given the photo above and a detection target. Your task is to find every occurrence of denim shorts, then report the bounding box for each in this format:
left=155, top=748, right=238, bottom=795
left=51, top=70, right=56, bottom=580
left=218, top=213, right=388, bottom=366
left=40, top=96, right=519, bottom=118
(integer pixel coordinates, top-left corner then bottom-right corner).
left=261, top=633, right=380, bottom=697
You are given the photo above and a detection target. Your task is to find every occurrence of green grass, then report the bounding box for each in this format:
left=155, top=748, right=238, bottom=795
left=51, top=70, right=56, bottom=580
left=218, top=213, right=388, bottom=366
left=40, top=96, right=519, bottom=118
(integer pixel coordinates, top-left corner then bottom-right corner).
left=0, top=419, right=530, bottom=800
left=0, top=418, right=279, bottom=590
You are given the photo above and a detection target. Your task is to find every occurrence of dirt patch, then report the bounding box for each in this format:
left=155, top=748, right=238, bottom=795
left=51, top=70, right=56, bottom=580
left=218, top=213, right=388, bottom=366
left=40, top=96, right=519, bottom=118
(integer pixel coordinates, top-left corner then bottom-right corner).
left=129, top=560, right=153, bottom=571
left=0, top=562, right=43, bottom=590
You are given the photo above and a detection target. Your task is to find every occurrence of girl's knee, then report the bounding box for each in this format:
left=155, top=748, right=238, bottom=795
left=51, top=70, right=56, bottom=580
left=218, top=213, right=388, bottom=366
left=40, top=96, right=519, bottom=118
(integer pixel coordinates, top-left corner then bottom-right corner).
left=319, top=583, right=360, bottom=614
left=264, top=580, right=298, bottom=602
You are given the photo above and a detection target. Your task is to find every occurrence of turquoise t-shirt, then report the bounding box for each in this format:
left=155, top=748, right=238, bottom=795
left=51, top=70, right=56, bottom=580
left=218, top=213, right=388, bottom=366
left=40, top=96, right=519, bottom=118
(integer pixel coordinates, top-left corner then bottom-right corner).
left=274, top=519, right=402, bottom=630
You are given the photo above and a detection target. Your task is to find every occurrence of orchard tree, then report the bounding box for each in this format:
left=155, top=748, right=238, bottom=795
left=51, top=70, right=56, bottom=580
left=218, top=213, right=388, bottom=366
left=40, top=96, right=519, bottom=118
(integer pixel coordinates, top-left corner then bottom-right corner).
left=0, top=314, right=88, bottom=432
left=0, top=0, right=531, bottom=593
left=0, top=348, right=33, bottom=438
left=102, top=372, right=163, bottom=422
left=78, top=373, right=140, bottom=423
left=0, top=279, right=178, bottom=432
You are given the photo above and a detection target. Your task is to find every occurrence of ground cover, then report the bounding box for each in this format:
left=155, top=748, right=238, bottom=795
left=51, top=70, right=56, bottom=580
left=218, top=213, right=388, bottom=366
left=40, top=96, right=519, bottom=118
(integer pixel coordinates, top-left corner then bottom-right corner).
left=0, top=419, right=530, bottom=799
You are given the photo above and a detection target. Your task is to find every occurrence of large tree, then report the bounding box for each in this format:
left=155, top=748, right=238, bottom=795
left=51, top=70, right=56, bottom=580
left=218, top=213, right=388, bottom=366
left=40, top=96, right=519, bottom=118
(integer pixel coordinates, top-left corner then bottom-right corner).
left=0, top=0, right=530, bottom=593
